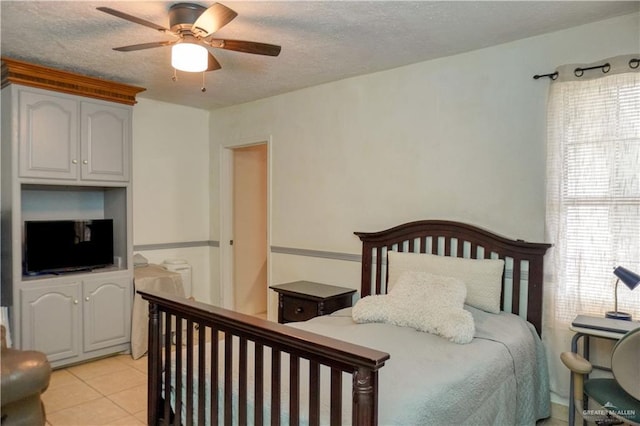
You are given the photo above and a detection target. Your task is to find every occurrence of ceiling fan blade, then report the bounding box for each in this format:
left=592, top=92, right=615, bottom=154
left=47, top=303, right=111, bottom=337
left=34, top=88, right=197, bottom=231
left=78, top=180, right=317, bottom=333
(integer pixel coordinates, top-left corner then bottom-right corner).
left=113, top=41, right=175, bottom=52
left=207, top=39, right=281, bottom=56
left=97, top=7, right=171, bottom=33
left=191, top=3, right=238, bottom=37
left=207, top=52, right=222, bottom=71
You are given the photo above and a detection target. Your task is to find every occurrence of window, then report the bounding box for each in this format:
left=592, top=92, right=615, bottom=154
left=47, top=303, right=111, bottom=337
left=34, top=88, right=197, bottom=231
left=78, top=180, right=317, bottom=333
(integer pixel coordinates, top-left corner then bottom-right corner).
left=546, top=72, right=640, bottom=323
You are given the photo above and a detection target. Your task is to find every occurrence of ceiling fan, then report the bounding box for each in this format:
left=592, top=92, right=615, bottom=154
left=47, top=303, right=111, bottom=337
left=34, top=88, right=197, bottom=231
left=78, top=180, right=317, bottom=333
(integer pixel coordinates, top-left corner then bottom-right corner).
left=97, top=2, right=281, bottom=74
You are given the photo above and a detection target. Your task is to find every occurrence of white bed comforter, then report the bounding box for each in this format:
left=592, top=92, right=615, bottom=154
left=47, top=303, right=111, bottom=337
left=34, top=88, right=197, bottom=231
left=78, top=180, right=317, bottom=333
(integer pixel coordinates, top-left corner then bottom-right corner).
left=168, top=306, right=550, bottom=425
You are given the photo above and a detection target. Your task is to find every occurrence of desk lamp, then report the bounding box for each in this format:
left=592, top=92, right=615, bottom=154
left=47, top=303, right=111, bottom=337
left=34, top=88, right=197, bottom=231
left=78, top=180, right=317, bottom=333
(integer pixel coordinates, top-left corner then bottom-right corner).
left=605, top=266, right=640, bottom=321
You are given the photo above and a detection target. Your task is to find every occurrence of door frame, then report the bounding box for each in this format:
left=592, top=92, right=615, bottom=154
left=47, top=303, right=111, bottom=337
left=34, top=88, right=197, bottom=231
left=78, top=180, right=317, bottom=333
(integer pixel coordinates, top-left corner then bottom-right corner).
left=219, top=136, right=272, bottom=315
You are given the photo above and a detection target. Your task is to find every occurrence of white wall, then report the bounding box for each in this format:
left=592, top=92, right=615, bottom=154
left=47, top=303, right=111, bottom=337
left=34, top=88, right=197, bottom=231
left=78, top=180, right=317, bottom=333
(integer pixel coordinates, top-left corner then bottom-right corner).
left=208, top=11, right=640, bottom=394
left=210, top=13, right=637, bottom=257
left=132, top=98, right=212, bottom=302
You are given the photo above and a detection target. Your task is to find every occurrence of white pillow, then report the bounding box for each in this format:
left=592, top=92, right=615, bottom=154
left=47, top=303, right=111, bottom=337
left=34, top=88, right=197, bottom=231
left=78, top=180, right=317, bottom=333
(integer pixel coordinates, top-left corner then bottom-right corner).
left=387, top=251, right=504, bottom=314
left=352, top=271, right=475, bottom=344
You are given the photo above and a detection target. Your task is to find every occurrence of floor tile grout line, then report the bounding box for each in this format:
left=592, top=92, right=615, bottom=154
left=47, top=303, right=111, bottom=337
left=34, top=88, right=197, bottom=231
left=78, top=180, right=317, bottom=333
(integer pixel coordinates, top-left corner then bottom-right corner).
left=104, top=383, right=149, bottom=415
left=73, top=366, right=144, bottom=397
left=45, top=357, right=150, bottom=425
left=43, top=372, right=104, bottom=415
left=44, top=392, right=104, bottom=416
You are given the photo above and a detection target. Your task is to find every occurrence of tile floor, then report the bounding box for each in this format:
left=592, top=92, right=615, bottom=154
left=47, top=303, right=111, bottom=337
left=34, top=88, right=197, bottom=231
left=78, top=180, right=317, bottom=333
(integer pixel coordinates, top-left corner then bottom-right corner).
left=43, top=352, right=570, bottom=426
left=42, top=311, right=273, bottom=425
left=43, top=354, right=148, bottom=426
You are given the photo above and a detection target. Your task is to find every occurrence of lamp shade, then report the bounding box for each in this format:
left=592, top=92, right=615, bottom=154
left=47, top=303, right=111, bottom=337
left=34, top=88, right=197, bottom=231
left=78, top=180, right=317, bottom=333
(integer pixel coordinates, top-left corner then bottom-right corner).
left=613, top=266, right=640, bottom=291
left=606, top=266, right=640, bottom=320
left=171, top=42, right=208, bottom=72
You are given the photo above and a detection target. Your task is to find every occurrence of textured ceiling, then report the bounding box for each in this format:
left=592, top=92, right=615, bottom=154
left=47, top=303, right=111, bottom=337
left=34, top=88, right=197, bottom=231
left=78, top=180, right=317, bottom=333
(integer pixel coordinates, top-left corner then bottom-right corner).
left=1, top=1, right=638, bottom=110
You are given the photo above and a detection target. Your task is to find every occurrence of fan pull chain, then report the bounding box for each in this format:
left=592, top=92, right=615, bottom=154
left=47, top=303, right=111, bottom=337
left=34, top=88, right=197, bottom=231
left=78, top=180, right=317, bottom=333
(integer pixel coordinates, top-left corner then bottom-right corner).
left=169, top=69, right=208, bottom=92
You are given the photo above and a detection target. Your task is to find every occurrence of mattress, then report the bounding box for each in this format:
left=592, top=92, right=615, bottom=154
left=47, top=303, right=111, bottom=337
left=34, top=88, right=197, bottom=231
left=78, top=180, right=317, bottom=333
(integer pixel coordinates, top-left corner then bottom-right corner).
left=167, top=306, right=550, bottom=425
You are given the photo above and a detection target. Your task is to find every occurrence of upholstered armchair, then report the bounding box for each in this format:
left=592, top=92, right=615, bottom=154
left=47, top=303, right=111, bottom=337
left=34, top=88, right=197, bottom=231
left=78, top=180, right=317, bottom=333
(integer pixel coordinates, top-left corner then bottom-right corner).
left=1, top=325, right=51, bottom=426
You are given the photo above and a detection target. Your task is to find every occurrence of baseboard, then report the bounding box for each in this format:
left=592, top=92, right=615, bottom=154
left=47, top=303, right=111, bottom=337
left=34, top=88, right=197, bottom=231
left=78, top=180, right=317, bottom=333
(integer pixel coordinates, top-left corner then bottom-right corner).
left=551, top=401, right=569, bottom=422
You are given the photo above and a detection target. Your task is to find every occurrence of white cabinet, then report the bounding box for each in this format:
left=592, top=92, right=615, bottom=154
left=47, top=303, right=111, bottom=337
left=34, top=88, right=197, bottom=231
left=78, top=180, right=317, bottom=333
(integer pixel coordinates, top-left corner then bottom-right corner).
left=82, top=274, right=132, bottom=352
left=1, top=60, right=142, bottom=367
left=17, top=86, right=131, bottom=183
left=20, top=272, right=132, bottom=367
left=81, top=102, right=130, bottom=182
left=18, top=89, right=79, bottom=180
left=20, top=281, right=81, bottom=363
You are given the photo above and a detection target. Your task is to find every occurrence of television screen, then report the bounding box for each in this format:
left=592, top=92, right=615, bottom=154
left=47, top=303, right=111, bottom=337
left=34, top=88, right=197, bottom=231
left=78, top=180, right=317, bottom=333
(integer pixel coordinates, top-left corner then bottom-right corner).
left=24, top=219, right=114, bottom=274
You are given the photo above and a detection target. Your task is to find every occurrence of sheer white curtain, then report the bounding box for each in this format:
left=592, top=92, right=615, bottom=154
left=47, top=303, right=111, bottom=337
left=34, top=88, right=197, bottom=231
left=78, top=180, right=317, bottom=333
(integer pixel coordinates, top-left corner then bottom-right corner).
left=544, top=55, right=640, bottom=399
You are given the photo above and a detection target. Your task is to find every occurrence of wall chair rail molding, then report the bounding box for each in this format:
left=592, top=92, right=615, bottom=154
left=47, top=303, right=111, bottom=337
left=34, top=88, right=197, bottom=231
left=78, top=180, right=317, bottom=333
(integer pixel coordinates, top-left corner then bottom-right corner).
left=133, top=240, right=218, bottom=251
left=135, top=242, right=362, bottom=263
left=270, top=246, right=361, bottom=263
left=1, top=57, right=145, bottom=105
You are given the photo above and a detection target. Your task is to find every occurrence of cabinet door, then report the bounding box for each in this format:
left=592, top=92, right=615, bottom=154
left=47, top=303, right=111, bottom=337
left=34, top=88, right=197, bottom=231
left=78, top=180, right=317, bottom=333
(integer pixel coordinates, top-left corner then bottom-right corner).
left=19, top=89, right=79, bottom=180
left=81, top=102, right=131, bottom=182
left=83, top=275, right=132, bottom=352
left=20, top=282, right=81, bottom=362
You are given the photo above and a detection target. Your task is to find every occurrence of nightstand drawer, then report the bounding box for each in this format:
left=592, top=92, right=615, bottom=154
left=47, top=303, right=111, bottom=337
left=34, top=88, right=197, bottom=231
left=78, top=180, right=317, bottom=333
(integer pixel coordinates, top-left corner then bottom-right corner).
left=281, top=296, right=318, bottom=322
left=271, top=281, right=356, bottom=324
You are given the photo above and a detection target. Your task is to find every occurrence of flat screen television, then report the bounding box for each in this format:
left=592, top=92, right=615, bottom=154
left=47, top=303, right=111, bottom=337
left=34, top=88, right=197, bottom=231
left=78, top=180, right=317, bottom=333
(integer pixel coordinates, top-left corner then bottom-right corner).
left=24, top=219, right=114, bottom=275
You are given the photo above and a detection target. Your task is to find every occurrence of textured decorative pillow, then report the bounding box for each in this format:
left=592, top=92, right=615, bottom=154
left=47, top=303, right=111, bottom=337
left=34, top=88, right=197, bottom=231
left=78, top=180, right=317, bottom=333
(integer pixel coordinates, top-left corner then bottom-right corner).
left=352, top=271, right=475, bottom=344
left=387, top=251, right=504, bottom=314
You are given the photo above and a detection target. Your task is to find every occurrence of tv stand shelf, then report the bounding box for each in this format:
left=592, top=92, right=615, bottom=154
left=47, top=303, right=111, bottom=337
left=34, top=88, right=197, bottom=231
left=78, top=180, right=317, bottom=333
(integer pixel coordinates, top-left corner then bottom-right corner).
left=22, top=265, right=125, bottom=281
left=1, top=59, right=142, bottom=367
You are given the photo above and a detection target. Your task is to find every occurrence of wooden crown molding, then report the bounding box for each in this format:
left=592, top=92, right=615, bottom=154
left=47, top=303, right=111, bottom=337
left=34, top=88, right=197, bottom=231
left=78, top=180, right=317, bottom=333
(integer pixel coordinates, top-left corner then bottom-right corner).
left=1, top=57, right=145, bottom=105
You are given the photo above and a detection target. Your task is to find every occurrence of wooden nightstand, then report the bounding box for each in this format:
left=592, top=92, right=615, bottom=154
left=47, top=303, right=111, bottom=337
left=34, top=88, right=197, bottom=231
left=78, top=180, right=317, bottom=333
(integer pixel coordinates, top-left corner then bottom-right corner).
left=270, top=281, right=356, bottom=324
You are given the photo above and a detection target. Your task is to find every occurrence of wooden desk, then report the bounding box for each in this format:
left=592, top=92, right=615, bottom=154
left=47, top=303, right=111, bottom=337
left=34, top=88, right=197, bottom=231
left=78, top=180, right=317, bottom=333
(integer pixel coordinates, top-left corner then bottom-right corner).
left=568, top=315, right=640, bottom=426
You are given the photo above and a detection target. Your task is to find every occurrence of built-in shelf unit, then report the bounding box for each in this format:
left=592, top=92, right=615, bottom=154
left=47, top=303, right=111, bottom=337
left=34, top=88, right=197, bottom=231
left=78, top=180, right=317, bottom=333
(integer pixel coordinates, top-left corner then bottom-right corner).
left=1, top=57, right=145, bottom=367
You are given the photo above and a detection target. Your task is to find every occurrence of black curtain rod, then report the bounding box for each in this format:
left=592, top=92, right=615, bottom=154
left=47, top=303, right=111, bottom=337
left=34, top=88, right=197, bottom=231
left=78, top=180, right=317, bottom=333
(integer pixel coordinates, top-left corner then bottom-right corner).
left=574, top=62, right=610, bottom=77
left=533, top=58, right=640, bottom=80
left=533, top=71, right=558, bottom=80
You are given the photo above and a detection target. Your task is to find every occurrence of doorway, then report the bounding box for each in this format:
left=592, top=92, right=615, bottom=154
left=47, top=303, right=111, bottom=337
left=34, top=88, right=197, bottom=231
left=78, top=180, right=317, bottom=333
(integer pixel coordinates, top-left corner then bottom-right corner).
left=221, top=142, right=268, bottom=316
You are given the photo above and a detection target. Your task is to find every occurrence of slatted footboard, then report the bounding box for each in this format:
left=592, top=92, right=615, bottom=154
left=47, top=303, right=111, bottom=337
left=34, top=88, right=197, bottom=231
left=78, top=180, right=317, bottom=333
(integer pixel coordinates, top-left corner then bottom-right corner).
left=138, top=290, right=390, bottom=426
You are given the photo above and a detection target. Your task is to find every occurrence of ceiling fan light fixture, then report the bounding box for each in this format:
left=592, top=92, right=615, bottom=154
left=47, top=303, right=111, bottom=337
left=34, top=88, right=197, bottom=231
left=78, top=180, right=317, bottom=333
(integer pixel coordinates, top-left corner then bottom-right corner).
left=98, top=2, right=281, bottom=81
left=171, top=42, right=208, bottom=72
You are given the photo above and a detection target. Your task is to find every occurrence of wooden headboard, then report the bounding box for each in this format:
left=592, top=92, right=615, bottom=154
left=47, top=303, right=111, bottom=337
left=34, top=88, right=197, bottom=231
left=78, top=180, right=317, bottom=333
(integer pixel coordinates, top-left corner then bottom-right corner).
left=355, top=220, right=551, bottom=335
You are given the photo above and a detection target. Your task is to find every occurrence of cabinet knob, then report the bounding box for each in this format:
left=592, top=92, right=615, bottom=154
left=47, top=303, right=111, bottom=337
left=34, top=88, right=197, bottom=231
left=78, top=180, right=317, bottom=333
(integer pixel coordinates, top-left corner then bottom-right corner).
left=85, top=296, right=90, bottom=302
left=74, top=299, right=79, bottom=304
left=295, top=307, right=304, bottom=314
left=72, top=159, right=78, bottom=164
left=82, top=160, right=88, bottom=165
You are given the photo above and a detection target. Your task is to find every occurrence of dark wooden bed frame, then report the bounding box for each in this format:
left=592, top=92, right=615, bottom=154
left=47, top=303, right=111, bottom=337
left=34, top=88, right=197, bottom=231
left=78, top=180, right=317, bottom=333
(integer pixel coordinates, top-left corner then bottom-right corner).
left=139, top=220, right=551, bottom=426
